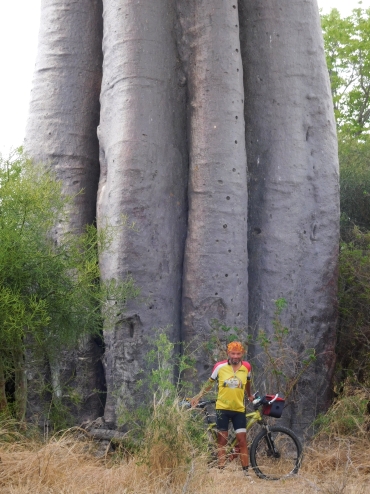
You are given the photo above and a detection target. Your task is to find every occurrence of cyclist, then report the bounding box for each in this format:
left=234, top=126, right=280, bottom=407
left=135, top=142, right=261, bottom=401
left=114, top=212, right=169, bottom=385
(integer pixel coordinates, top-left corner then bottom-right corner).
left=190, top=341, right=254, bottom=476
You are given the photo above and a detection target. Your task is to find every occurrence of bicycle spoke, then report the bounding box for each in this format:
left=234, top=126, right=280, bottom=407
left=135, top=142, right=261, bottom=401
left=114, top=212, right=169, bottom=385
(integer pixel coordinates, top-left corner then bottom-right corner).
left=251, top=427, right=302, bottom=480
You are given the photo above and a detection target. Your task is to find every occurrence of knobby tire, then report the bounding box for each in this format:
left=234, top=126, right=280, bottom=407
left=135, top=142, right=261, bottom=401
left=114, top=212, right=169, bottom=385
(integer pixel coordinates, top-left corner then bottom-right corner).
left=250, top=425, right=302, bottom=480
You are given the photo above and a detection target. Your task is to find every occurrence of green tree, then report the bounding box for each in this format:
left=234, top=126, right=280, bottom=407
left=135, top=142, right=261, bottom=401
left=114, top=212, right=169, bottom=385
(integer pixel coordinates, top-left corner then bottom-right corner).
left=0, top=150, right=138, bottom=421
left=322, top=7, right=370, bottom=233
left=322, top=7, right=370, bottom=137
left=337, top=227, right=370, bottom=384
left=339, top=138, right=370, bottom=232
left=322, top=7, right=370, bottom=385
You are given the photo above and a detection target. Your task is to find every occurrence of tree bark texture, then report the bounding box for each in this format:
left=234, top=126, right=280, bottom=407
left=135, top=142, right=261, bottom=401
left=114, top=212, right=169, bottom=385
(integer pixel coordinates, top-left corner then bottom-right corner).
left=24, top=0, right=104, bottom=422
left=97, top=0, right=188, bottom=426
left=25, top=0, right=340, bottom=432
left=178, top=0, right=248, bottom=383
left=239, top=0, right=339, bottom=434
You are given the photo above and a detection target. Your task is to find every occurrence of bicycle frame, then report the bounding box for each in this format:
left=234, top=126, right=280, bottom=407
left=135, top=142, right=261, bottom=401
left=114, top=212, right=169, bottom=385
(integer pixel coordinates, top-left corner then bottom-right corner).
left=207, top=408, right=263, bottom=441
left=190, top=398, right=302, bottom=479
left=246, top=409, right=263, bottom=431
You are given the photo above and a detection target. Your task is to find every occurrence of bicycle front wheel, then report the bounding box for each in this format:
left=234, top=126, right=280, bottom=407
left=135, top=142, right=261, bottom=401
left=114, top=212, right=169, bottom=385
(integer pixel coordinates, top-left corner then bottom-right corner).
left=250, top=426, right=302, bottom=480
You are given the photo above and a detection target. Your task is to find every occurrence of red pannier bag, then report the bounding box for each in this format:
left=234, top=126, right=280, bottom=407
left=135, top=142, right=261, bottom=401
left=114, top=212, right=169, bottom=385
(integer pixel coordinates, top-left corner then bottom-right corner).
left=262, top=395, right=285, bottom=418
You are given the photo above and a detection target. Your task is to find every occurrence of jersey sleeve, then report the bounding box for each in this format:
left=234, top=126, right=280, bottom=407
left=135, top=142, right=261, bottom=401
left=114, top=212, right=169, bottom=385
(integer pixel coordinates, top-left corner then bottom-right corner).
left=209, top=360, right=228, bottom=381
left=242, top=361, right=252, bottom=380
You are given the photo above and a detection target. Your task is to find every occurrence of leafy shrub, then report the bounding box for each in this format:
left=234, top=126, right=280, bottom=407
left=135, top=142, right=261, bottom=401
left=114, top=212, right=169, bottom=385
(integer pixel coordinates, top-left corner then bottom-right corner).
left=314, top=385, right=370, bottom=437
left=337, top=227, right=370, bottom=384
left=0, top=149, right=138, bottom=423
left=116, top=329, right=208, bottom=478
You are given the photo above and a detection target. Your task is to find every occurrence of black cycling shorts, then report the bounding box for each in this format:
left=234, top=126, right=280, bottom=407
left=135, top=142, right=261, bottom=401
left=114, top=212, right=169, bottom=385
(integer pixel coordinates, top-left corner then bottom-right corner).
left=216, top=409, right=246, bottom=433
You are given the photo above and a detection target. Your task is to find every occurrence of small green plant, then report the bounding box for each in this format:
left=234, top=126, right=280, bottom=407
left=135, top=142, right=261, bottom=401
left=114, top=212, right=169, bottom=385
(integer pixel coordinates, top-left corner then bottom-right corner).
left=205, top=319, right=250, bottom=363
left=116, top=329, right=208, bottom=476
left=206, top=300, right=316, bottom=401
left=255, top=299, right=316, bottom=399
left=337, top=227, right=370, bottom=385
left=314, top=383, right=370, bottom=437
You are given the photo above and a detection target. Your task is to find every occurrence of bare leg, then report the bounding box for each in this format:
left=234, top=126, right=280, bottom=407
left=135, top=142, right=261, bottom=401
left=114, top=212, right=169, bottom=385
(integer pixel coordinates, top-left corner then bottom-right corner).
left=217, top=430, right=228, bottom=468
left=236, top=431, right=249, bottom=467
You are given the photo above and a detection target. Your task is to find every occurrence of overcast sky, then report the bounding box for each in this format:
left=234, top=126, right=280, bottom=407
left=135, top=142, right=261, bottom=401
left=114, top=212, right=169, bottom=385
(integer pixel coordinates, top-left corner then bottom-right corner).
left=0, top=0, right=368, bottom=157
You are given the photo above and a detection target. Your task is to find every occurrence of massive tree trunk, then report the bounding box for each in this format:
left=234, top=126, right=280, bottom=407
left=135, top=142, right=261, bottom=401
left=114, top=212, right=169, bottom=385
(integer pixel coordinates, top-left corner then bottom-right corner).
left=178, top=0, right=248, bottom=382
left=24, top=0, right=104, bottom=422
left=239, top=0, right=339, bottom=434
left=97, top=0, right=188, bottom=427
left=25, top=0, right=340, bottom=433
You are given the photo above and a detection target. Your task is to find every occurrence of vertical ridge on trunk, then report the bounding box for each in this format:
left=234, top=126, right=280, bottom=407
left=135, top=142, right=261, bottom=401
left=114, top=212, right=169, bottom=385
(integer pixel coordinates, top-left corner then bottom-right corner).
left=239, top=0, right=339, bottom=433
left=179, top=0, right=248, bottom=383
left=24, top=0, right=104, bottom=422
left=97, top=0, right=188, bottom=426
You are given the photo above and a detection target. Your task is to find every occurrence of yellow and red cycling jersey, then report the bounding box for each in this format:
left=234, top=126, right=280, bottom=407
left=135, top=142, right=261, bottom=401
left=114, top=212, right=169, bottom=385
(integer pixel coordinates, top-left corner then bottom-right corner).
left=209, top=360, right=251, bottom=413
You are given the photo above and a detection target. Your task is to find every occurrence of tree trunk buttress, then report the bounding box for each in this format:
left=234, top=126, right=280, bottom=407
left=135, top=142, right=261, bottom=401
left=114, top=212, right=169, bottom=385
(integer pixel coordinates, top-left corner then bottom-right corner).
left=97, top=0, right=188, bottom=427
left=179, top=0, right=249, bottom=383
left=24, top=0, right=104, bottom=422
left=239, top=0, right=339, bottom=434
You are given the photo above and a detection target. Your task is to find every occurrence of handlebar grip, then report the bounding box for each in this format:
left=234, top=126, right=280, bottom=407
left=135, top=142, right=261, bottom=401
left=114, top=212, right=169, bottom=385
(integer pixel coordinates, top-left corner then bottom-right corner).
left=198, top=399, right=216, bottom=407
left=179, top=400, right=191, bottom=408
left=268, top=393, right=279, bottom=405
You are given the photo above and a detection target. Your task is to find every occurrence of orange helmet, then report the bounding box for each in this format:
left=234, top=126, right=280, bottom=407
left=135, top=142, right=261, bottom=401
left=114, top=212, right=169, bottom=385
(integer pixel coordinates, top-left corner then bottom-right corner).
left=227, top=341, right=244, bottom=353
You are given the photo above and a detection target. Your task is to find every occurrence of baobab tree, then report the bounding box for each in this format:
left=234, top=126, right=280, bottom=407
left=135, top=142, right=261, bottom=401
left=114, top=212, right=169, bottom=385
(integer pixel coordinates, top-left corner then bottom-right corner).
left=25, top=0, right=104, bottom=421
left=25, top=0, right=339, bottom=434
left=239, top=0, right=339, bottom=432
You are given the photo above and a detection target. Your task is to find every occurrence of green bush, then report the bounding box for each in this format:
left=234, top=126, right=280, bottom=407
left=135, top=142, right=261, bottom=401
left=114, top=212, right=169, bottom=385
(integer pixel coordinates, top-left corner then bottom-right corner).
left=116, top=329, right=208, bottom=477
left=0, top=149, right=138, bottom=422
left=314, top=387, right=369, bottom=436
left=337, top=227, right=370, bottom=384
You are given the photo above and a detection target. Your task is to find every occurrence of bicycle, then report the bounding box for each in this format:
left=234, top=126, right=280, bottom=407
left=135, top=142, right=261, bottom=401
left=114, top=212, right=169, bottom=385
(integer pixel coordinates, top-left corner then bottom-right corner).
left=182, top=393, right=302, bottom=480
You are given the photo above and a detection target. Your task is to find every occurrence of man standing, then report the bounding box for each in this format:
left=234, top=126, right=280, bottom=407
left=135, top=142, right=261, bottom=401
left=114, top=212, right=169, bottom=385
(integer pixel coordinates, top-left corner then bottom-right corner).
left=191, top=341, right=254, bottom=476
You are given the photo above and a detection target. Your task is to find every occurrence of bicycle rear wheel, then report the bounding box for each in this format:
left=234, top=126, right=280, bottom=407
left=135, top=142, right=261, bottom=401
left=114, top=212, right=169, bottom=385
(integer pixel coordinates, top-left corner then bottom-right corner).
left=250, top=425, right=302, bottom=480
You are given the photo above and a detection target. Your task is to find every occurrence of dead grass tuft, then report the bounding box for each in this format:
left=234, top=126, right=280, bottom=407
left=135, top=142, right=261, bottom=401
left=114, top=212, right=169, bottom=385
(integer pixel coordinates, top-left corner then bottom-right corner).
left=1, top=422, right=370, bottom=493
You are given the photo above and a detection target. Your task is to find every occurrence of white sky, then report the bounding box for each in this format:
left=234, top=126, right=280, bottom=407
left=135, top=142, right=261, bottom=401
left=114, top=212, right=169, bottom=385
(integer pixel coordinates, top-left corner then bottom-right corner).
left=0, top=0, right=369, bottom=157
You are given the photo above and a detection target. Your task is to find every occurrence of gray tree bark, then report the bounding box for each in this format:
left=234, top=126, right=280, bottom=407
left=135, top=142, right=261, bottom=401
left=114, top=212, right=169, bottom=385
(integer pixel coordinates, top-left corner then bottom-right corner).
left=239, top=0, right=339, bottom=434
left=97, top=0, right=188, bottom=427
left=25, top=0, right=340, bottom=434
left=24, top=0, right=104, bottom=422
left=178, top=0, right=248, bottom=383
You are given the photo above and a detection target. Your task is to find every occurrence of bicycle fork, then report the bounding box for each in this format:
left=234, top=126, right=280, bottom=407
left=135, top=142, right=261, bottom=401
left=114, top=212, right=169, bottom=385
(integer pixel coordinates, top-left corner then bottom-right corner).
left=263, top=427, right=281, bottom=458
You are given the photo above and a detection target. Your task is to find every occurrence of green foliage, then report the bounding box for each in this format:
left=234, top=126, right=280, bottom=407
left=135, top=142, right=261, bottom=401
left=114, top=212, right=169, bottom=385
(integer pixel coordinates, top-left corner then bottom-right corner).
left=205, top=320, right=249, bottom=363
left=321, top=7, right=370, bottom=137
left=337, top=227, right=370, bottom=382
left=0, top=149, right=138, bottom=420
left=321, top=8, right=370, bottom=235
left=207, top=300, right=316, bottom=400
left=255, top=299, right=316, bottom=399
left=314, top=385, right=370, bottom=436
left=116, top=330, right=207, bottom=472
left=339, top=135, right=370, bottom=233
left=321, top=7, right=370, bottom=388
left=117, top=328, right=197, bottom=428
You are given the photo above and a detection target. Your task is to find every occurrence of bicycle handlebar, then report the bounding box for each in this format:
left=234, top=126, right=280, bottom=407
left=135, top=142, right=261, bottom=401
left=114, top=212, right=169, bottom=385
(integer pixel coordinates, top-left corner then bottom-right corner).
left=252, top=392, right=281, bottom=409
left=179, top=399, right=216, bottom=409
left=197, top=400, right=216, bottom=408
left=181, top=394, right=279, bottom=410
left=268, top=394, right=279, bottom=404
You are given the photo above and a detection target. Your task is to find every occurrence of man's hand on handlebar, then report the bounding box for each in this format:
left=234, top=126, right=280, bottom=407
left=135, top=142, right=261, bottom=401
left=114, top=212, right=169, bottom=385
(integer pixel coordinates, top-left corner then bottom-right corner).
left=190, top=396, right=201, bottom=408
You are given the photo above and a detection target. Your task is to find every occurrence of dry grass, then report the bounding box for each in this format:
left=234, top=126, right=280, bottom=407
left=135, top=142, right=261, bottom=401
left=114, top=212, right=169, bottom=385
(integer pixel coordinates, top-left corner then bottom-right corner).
left=1, top=427, right=370, bottom=494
